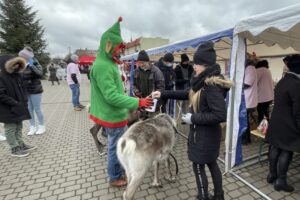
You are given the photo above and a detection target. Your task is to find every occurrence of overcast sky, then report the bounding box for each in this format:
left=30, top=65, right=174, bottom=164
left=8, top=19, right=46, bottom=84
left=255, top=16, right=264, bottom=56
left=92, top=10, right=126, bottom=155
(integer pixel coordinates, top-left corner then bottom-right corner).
left=25, top=0, right=299, bottom=57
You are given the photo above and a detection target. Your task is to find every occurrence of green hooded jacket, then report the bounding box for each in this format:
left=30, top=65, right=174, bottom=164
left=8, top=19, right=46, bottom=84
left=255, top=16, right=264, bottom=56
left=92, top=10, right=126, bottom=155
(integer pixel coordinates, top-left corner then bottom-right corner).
left=89, top=18, right=138, bottom=128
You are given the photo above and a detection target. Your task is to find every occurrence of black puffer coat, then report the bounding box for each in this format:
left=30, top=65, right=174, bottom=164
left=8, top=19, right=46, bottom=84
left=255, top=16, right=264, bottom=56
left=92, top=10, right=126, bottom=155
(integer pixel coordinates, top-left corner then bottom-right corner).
left=174, top=63, right=193, bottom=90
left=0, top=55, right=31, bottom=123
left=161, top=68, right=232, bottom=164
left=266, top=72, right=300, bottom=152
left=155, top=58, right=175, bottom=90
left=22, top=58, right=43, bottom=94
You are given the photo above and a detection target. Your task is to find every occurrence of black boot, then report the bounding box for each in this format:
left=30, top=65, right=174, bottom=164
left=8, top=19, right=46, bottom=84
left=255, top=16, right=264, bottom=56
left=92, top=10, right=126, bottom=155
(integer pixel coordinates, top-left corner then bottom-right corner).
left=274, top=177, right=294, bottom=192
left=274, top=150, right=294, bottom=192
left=267, top=145, right=280, bottom=184
left=267, top=173, right=277, bottom=184
left=211, top=191, right=224, bottom=200
left=195, top=187, right=211, bottom=200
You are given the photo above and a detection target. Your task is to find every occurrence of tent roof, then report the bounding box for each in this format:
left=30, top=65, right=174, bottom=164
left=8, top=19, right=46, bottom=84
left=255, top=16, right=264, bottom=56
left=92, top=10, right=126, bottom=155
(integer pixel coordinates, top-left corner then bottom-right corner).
left=122, top=28, right=233, bottom=60
left=234, top=3, right=300, bottom=51
left=78, top=55, right=96, bottom=65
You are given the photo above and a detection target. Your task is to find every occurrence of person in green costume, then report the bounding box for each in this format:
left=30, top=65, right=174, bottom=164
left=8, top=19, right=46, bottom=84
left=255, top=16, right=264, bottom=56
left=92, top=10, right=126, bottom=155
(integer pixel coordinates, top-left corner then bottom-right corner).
left=89, top=17, right=153, bottom=187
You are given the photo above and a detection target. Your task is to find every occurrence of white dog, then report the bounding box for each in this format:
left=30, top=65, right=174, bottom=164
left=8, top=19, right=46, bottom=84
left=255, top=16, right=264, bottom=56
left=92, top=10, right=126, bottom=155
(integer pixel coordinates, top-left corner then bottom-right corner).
left=117, top=114, right=177, bottom=200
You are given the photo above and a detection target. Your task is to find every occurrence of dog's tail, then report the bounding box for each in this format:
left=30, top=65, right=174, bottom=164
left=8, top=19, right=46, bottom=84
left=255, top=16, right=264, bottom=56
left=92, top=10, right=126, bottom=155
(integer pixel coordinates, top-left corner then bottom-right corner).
left=117, top=137, right=136, bottom=156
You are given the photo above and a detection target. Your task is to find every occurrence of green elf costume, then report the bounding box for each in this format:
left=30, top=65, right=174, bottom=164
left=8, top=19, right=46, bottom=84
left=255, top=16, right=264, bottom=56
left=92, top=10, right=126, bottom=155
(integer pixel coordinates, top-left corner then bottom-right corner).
left=89, top=17, right=152, bottom=186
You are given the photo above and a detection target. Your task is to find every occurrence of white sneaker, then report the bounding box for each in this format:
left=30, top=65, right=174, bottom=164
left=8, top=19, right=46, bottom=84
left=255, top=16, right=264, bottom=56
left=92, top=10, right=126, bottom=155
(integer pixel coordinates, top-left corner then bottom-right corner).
left=36, top=125, right=46, bottom=134
left=0, top=133, right=6, bottom=141
left=27, top=126, right=36, bottom=136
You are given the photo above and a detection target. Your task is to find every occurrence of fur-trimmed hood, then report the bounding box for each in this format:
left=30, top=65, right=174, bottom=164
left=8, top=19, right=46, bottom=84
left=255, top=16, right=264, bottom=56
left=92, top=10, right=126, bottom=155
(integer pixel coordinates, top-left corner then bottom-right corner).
left=205, top=76, right=233, bottom=89
left=0, top=55, right=26, bottom=74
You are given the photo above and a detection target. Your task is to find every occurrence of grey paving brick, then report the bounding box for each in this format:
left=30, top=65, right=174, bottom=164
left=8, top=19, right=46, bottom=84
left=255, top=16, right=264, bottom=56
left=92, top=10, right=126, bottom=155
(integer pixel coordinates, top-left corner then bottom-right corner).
left=40, top=191, right=53, bottom=198
left=17, top=190, right=30, bottom=198
left=30, top=186, right=49, bottom=195
left=57, top=191, right=75, bottom=200
left=0, top=189, right=14, bottom=196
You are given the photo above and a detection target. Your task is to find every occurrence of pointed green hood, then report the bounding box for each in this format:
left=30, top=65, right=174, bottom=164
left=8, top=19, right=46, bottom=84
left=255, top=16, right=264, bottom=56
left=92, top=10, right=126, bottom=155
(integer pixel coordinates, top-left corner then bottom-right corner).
left=98, top=17, right=123, bottom=59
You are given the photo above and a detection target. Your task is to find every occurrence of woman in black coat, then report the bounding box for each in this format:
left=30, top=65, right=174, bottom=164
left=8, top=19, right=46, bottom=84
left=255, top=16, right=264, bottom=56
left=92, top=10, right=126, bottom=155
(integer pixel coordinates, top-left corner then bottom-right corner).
left=152, top=42, right=232, bottom=200
left=266, top=54, right=300, bottom=192
left=0, top=55, right=35, bottom=157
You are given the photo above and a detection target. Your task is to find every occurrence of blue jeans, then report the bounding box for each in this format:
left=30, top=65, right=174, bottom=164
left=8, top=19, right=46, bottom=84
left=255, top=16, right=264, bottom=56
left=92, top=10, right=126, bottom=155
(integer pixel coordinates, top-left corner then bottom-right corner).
left=28, top=93, right=44, bottom=126
left=104, top=126, right=127, bottom=181
left=69, top=84, right=80, bottom=107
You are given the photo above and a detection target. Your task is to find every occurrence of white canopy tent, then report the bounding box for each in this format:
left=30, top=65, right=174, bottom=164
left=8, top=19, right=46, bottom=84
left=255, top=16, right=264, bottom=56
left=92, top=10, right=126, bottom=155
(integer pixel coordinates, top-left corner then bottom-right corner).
left=225, top=4, right=300, bottom=199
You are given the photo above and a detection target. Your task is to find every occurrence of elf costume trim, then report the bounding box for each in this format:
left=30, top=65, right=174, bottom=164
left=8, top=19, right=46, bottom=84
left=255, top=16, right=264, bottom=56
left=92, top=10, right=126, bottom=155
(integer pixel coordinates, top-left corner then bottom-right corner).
left=89, top=17, right=139, bottom=128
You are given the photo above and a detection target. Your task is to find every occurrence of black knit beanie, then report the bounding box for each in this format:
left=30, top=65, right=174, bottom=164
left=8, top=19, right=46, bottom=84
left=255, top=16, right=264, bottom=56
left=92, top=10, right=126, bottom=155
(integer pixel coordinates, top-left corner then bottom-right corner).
left=256, top=60, right=269, bottom=69
left=163, top=53, right=174, bottom=62
left=193, top=41, right=216, bottom=66
left=181, top=54, right=189, bottom=63
left=137, top=50, right=149, bottom=62
left=287, top=54, right=300, bottom=74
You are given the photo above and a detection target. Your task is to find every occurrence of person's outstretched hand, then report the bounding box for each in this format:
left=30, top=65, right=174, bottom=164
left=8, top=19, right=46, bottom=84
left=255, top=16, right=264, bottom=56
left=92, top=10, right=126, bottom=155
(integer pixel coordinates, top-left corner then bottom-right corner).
left=138, top=98, right=153, bottom=109
left=151, top=91, right=161, bottom=99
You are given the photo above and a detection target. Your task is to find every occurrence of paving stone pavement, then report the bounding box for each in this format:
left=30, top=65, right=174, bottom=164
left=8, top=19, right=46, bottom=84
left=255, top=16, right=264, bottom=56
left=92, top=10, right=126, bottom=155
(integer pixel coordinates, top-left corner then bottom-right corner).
left=0, top=77, right=299, bottom=200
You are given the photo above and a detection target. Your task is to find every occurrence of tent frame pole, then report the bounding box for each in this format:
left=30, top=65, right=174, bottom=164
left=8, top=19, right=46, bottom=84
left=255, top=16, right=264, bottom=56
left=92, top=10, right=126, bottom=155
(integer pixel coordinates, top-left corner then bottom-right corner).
left=229, top=171, right=272, bottom=200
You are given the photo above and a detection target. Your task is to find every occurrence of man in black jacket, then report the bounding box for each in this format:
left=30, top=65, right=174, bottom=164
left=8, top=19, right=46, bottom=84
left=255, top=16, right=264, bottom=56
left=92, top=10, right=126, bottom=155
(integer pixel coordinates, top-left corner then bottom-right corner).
left=133, top=50, right=165, bottom=118
left=0, top=55, right=36, bottom=157
left=155, top=53, right=175, bottom=113
left=175, top=54, right=193, bottom=113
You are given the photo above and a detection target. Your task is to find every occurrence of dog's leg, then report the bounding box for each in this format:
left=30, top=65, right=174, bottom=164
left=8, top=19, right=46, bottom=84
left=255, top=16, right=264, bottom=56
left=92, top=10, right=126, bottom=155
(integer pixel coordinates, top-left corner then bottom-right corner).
left=123, top=164, right=148, bottom=200
left=165, top=156, right=176, bottom=182
left=150, top=160, right=162, bottom=188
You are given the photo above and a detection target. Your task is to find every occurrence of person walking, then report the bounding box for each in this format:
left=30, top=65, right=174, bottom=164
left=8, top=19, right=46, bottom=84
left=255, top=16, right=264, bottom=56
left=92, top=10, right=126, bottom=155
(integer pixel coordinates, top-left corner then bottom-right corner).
left=89, top=17, right=153, bottom=187
left=152, top=41, right=232, bottom=200
left=49, top=63, right=60, bottom=85
left=67, top=54, right=84, bottom=111
left=266, top=54, right=300, bottom=193
left=0, top=55, right=36, bottom=157
left=19, top=47, right=46, bottom=135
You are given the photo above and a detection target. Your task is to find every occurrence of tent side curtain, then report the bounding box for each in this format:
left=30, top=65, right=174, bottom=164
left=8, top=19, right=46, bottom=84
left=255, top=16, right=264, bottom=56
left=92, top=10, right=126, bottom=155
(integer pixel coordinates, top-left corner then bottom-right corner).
left=234, top=3, right=300, bottom=51
left=226, top=3, right=300, bottom=171
left=121, top=28, right=233, bottom=60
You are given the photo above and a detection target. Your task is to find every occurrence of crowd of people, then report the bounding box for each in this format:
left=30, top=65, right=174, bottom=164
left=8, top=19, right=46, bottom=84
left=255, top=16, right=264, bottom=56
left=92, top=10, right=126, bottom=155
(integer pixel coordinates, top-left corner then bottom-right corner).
left=0, top=17, right=299, bottom=200
left=242, top=53, right=300, bottom=193
left=86, top=17, right=231, bottom=200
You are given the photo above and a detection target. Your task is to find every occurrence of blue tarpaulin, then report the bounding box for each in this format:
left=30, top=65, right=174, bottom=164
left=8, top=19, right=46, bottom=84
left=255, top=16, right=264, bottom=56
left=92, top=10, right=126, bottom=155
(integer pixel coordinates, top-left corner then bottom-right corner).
left=122, top=28, right=233, bottom=61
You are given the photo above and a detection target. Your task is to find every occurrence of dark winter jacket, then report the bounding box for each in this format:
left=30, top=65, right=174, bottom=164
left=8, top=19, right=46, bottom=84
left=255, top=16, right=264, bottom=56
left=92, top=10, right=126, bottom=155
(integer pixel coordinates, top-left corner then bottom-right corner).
left=161, top=68, right=232, bottom=164
left=155, top=58, right=175, bottom=90
left=266, top=72, right=300, bottom=152
left=0, top=55, right=31, bottom=123
left=133, top=64, right=165, bottom=98
left=49, top=65, right=58, bottom=82
left=174, top=63, right=193, bottom=90
left=22, top=58, right=43, bottom=94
